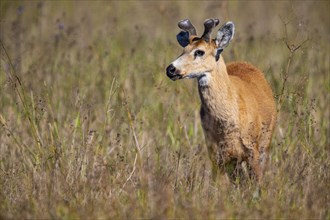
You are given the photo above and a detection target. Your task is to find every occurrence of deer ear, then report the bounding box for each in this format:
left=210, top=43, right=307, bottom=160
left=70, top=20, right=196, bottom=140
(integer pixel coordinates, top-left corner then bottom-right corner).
left=215, top=22, right=235, bottom=50
left=176, top=31, right=190, bottom=47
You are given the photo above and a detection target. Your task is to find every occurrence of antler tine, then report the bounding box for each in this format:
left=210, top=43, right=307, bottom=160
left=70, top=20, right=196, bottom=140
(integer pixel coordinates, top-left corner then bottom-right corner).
left=214, top=18, right=220, bottom=26
left=201, top=18, right=220, bottom=42
left=178, top=19, right=197, bottom=36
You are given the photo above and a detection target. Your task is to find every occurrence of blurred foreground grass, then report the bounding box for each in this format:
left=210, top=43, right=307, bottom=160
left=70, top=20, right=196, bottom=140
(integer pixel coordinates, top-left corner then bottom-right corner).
left=0, top=1, right=329, bottom=219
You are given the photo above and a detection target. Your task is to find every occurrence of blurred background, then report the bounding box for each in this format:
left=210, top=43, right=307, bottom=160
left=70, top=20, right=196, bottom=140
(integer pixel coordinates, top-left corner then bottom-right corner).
left=0, top=1, right=329, bottom=219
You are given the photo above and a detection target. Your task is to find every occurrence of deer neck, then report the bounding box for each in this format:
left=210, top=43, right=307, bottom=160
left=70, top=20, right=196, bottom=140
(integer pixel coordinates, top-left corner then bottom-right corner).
left=197, top=58, right=239, bottom=123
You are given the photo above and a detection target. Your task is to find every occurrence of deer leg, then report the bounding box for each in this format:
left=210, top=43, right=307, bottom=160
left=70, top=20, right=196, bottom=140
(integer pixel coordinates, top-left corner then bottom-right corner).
left=248, top=148, right=261, bottom=182
left=207, top=143, right=220, bottom=181
left=211, top=160, right=219, bottom=181
left=258, top=130, right=273, bottom=179
left=207, top=143, right=230, bottom=182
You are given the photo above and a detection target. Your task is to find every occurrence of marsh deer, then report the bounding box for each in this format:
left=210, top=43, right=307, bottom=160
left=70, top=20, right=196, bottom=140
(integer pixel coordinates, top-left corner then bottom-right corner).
left=166, top=19, right=276, bottom=182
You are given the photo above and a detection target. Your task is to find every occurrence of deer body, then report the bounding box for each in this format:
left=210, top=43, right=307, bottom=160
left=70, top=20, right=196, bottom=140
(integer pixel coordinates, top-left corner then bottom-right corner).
left=198, top=58, right=276, bottom=180
left=166, top=19, right=276, bottom=181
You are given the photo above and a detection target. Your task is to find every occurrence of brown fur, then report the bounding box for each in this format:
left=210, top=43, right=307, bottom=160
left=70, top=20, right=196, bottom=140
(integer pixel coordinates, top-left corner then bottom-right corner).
left=226, top=62, right=276, bottom=180
left=169, top=38, right=276, bottom=182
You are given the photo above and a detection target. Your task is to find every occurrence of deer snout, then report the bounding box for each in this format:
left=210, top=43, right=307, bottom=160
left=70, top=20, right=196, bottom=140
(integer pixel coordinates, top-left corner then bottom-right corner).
left=166, top=64, right=182, bottom=81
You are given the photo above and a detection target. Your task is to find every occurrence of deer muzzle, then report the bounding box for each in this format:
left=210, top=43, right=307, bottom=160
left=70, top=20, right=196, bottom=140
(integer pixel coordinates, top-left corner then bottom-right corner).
left=166, top=64, right=182, bottom=81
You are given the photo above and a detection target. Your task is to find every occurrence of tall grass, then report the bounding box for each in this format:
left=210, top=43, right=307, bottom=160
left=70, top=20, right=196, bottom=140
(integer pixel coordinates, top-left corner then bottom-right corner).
left=0, top=1, right=329, bottom=219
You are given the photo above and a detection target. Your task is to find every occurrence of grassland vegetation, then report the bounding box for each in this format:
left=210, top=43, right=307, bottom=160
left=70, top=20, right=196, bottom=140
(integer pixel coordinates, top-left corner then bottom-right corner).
left=0, top=1, right=329, bottom=219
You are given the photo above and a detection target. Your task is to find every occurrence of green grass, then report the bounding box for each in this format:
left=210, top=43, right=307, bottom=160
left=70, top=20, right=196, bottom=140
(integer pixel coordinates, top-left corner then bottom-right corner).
left=1, top=1, right=329, bottom=219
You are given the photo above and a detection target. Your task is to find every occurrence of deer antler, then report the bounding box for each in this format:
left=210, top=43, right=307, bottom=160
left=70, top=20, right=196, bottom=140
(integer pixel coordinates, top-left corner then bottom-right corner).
left=178, top=19, right=197, bottom=36
left=201, top=18, right=220, bottom=42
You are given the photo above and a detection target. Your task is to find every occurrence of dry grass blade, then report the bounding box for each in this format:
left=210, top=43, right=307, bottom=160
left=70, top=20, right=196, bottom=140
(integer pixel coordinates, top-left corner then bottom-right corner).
left=0, top=2, right=328, bottom=219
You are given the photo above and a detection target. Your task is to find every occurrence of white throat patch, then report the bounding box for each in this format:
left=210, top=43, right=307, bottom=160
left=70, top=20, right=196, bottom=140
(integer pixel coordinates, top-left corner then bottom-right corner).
left=183, top=72, right=211, bottom=87
left=198, top=72, right=211, bottom=87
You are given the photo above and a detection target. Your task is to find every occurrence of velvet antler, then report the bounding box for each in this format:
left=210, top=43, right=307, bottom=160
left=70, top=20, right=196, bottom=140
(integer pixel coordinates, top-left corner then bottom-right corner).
left=201, top=18, right=220, bottom=42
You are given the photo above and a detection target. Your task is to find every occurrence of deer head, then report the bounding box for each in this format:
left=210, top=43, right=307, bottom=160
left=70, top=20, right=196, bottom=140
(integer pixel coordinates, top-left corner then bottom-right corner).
left=166, top=19, right=235, bottom=82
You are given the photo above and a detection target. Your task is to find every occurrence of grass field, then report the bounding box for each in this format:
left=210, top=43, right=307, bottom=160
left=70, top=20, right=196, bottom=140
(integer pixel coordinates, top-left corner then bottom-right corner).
left=0, top=1, right=329, bottom=219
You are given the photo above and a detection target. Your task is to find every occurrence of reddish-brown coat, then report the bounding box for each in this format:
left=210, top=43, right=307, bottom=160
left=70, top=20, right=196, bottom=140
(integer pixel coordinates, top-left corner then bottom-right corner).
left=168, top=38, right=276, bottom=182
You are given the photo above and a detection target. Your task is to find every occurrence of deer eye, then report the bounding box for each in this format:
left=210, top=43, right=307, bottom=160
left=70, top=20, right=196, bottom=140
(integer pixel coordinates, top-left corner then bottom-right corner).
left=194, top=50, right=205, bottom=57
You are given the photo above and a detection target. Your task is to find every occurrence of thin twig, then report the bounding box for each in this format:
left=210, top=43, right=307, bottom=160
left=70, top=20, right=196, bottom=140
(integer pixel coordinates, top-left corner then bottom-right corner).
left=276, top=22, right=309, bottom=113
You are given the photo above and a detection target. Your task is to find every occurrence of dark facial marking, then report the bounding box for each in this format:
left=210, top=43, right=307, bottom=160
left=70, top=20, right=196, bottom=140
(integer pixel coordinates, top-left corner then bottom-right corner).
left=215, top=49, right=223, bottom=61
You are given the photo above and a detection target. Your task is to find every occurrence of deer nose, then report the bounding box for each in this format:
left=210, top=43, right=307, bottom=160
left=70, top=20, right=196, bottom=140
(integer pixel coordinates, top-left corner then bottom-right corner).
left=166, top=64, right=177, bottom=77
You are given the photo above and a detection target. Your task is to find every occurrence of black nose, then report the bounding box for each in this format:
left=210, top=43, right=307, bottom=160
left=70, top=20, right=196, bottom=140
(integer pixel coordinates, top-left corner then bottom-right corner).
left=166, top=64, right=176, bottom=77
